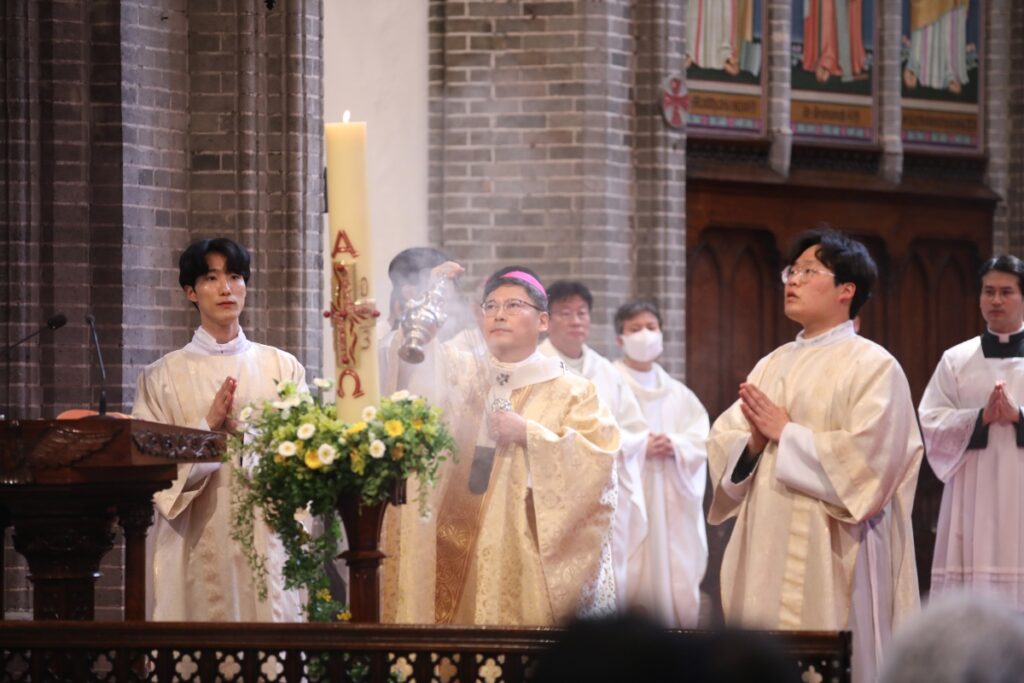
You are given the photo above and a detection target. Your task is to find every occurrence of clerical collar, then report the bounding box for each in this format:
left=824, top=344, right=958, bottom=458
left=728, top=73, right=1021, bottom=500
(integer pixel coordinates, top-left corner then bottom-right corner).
left=981, top=324, right=1024, bottom=358
left=623, top=363, right=659, bottom=391
left=185, top=327, right=252, bottom=356
left=486, top=350, right=564, bottom=411
left=794, top=320, right=855, bottom=349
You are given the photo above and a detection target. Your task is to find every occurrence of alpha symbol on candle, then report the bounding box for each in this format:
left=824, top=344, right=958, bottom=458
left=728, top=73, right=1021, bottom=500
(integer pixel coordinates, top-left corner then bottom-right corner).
left=332, top=230, right=360, bottom=259
left=337, top=368, right=365, bottom=399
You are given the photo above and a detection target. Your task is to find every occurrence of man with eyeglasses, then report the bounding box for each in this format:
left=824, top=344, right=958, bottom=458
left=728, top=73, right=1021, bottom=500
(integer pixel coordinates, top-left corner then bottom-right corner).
left=537, top=281, right=649, bottom=614
left=919, top=255, right=1024, bottom=609
left=706, top=228, right=923, bottom=683
left=381, top=264, right=621, bottom=627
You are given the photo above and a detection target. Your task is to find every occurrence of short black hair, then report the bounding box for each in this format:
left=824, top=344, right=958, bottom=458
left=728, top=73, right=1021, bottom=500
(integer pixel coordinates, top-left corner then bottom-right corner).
left=547, top=280, right=593, bottom=311
left=978, top=255, right=1024, bottom=294
left=387, top=247, right=451, bottom=288
left=178, top=237, right=251, bottom=289
left=614, top=299, right=662, bottom=335
left=786, top=227, right=877, bottom=318
left=483, top=265, right=547, bottom=311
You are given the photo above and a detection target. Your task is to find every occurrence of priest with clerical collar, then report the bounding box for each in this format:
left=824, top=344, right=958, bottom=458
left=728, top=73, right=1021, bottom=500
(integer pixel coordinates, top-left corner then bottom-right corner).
left=132, top=237, right=305, bottom=622
left=706, top=228, right=923, bottom=683
left=920, top=254, right=1024, bottom=608
left=381, top=264, right=620, bottom=626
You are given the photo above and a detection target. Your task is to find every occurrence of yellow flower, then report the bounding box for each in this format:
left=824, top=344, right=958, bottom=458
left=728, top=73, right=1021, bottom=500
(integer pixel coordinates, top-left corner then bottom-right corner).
left=350, top=450, right=366, bottom=475
left=337, top=609, right=352, bottom=621
left=304, top=449, right=323, bottom=470
left=273, top=454, right=285, bottom=464
left=384, top=420, right=404, bottom=438
left=345, top=421, right=367, bottom=435
left=316, top=588, right=332, bottom=602
left=411, top=418, right=424, bottom=430
left=392, top=443, right=405, bottom=461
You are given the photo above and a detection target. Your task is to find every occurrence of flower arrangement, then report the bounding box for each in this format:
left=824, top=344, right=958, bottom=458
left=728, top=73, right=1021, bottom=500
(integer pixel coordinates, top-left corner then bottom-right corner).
left=228, top=379, right=455, bottom=622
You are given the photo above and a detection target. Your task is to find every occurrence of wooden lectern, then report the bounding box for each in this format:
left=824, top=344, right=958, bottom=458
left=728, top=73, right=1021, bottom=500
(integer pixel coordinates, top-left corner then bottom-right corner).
left=0, top=418, right=222, bottom=621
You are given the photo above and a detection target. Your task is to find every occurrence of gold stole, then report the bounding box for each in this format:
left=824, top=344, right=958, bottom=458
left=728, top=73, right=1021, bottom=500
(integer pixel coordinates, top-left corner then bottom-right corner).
left=433, top=385, right=533, bottom=624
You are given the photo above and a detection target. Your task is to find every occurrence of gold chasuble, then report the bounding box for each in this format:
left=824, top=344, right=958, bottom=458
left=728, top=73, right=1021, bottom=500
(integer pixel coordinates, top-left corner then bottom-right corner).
left=382, top=349, right=620, bottom=626
left=707, top=322, right=923, bottom=683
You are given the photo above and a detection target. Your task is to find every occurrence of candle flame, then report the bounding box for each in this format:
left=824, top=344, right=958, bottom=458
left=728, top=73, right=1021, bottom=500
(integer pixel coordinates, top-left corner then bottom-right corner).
left=343, top=110, right=351, bottom=123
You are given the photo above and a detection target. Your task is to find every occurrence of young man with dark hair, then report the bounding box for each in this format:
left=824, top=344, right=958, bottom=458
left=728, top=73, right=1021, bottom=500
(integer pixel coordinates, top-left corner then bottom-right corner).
left=382, top=263, right=620, bottom=626
left=611, top=298, right=710, bottom=627
left=538, top=280, right=649, bottom=614
left=919, top=254, right=1024, bottom=608
left=132, top=237, right=305, bottom=622
left=706, top=228, right=923, bottom=683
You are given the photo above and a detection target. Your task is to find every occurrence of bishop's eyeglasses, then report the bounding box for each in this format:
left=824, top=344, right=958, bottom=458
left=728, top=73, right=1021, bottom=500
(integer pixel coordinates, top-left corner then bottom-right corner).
left=481, top=298, right=543, bottom=317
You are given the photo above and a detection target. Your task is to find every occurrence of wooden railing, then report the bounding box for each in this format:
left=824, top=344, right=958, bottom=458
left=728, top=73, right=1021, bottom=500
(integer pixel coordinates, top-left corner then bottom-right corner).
left=0, top=622, right=850, bottom=682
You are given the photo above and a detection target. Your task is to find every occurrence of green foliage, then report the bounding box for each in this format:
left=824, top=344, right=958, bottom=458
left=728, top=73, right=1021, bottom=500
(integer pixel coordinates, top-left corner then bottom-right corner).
left=228, top=381, right=455, bottom=622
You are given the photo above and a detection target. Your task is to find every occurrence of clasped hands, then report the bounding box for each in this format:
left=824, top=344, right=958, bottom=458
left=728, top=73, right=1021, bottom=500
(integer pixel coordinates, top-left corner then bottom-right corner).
left=206, top=377, right=238, bottom=432
left=982, top=381, right=1020, bottom=426
left=488, top=409, right=528, bottom=447
left=739, top=383, right=790, bottom=455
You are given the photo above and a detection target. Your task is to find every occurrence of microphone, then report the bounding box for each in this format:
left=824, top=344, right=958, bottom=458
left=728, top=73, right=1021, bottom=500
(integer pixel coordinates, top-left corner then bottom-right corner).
left=2, top=313, right=67, bottom=357
left=85, top=314, right=108, bottom=416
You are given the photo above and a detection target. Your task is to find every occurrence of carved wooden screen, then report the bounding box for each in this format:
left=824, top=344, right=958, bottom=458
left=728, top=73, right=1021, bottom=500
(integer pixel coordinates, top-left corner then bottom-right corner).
left=686, top=176, right=992, bottom=621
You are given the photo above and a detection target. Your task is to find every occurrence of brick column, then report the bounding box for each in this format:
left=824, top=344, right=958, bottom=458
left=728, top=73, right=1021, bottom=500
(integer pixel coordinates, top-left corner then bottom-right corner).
left=1007, top=0, right=1024, bottom=255
left=986, top=0, right=1012, bottom=254
left=429, top=0, right=687, bottom=365
left=1, top=0, right=323, bottom=619
left=877, top=0, right=903, bottom=183
left=766, top=0, right=793, bottom=176
left=631, top=0, right=688, bottom=375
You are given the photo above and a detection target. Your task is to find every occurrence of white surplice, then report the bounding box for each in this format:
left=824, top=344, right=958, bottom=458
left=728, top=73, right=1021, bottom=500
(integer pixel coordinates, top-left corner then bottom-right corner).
left=132, top=327, right=306, bottom=621
left=919, top=331, right=1024, bottom=607
left=612, top=359, right=710, bottom=627
left=707, top=321, right=923, bottom=683
left=538, top=339, right=650, bottom=611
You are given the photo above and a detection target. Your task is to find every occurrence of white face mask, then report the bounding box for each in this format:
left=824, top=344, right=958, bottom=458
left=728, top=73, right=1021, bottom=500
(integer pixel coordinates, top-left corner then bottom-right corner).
left=621, top=329, right=663, bottom=363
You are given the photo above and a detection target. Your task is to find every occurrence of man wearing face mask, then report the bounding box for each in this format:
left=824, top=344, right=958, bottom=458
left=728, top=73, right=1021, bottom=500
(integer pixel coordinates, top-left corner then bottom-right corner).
left=537, top=281, right=650, bottom=612
left=612, top=300, right=711, bottom=627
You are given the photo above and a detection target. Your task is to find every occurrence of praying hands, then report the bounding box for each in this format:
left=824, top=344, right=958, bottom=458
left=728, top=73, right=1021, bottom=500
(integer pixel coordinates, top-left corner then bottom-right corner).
left=739, top=382, right=791, bottom=454
left=982, top=381, right=1021, bottom=425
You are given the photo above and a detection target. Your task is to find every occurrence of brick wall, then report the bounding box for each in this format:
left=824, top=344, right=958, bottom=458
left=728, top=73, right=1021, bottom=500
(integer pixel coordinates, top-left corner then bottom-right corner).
left=766, top=0, right=792, bottom=175
left=1008, top=0, right=1024, bottom=256
left=1, top=0, right=323, bottom=619
left=986, top=0, right=1012, bottom=254
left=429, top=0, right=689, bottom=370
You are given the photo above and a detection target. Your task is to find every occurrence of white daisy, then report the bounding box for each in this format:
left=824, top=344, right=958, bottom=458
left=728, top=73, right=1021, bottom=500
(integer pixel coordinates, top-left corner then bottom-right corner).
left=277, top=441, right=297, bottom=457
left=238, top=406, right=254, bottom=422
left=362, top=405, right=377, bottom=421
left=297, top=423, right=316, bottom=440
left=317, top=443, right=337, bottom=465
left=313, top=377, right=333, bottom=389
left=369, top=439, right=386, bottom=459
left=389, top=390, right=410, bottom=401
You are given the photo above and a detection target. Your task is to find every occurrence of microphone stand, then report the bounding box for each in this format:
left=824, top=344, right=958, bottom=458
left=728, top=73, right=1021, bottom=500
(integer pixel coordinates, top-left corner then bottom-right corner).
left=85, top=314, right=110, bottom=417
